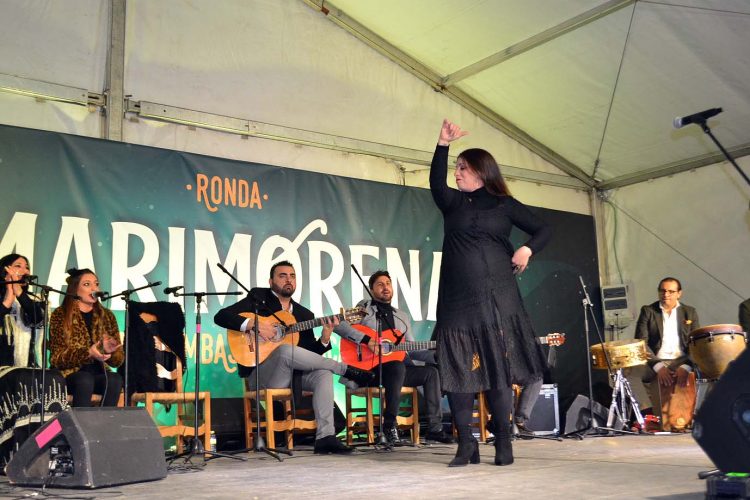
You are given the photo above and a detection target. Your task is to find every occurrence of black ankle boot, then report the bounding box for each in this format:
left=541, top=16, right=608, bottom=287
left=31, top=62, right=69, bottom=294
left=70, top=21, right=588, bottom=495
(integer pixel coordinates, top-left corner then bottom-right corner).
left=448, top=427, right=480, bottom=467
left=494, top=424, right=514, bottom=466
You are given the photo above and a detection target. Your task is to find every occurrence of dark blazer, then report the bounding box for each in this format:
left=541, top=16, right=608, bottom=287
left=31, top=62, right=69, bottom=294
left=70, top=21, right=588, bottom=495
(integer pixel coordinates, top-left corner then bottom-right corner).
left=634, top=301, right=700, bottom=369
left=213, top=287, right=331, bottom=378
left=740, top=298, right=750, bottom=335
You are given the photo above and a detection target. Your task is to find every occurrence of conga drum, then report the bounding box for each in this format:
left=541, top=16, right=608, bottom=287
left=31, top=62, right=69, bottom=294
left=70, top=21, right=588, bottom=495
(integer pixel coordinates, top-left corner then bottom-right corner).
left=658, top=371, right=697, bottom=432
left=591, top=339, right=648, bottom=370
left=688, top=324, right=747, bottom=380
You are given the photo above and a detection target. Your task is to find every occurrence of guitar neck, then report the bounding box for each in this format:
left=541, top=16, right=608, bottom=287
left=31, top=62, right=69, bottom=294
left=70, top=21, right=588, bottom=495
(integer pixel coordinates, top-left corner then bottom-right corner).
left=539, top=333, right=565, bottom=346
left=392, top=341, right=436, bottom=352
left=288, top=312, right=345, bottom=333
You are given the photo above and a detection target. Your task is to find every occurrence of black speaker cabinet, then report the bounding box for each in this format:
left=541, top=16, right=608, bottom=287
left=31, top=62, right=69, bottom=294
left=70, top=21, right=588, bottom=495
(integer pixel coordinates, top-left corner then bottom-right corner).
left=693, top=347, right=750, bottom=473
left=526, top=384, right=560, bottom=435
left=6, top=407, right=167, bottom=488
left=563, top=394, right=624, bottom=434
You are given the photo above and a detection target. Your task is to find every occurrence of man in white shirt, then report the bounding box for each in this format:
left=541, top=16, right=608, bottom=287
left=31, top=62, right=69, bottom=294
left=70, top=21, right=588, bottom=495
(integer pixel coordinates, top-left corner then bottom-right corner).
left=635, top=277, right=700, bottom=410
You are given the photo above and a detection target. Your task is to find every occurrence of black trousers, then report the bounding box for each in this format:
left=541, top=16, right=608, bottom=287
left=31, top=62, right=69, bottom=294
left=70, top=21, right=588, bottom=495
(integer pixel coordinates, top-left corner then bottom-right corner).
left=66, top=364, right=123, bottom=407
left=364, top=361, right=444, bottom=431
left=365, top=361, right=405, bottom=428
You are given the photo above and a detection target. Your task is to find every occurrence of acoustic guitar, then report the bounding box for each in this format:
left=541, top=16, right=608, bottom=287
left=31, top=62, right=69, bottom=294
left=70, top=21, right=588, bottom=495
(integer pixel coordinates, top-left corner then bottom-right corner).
left=227, top=307, right=366, bottom=367
left=339, top=326, right=566, bottom=371
left=339, top=324, right=431, bottom=371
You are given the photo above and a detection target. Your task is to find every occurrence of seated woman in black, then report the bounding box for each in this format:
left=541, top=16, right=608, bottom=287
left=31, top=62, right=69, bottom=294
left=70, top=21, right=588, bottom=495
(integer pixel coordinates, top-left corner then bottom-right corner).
left=1, top=253, right=67, bottom=468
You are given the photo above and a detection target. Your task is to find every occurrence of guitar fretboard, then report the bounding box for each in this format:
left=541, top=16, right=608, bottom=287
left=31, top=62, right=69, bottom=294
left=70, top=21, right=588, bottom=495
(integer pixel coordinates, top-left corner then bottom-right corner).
left=393, top=341, right=436, bottom=352
left=287, top=313, right=346, bottom=333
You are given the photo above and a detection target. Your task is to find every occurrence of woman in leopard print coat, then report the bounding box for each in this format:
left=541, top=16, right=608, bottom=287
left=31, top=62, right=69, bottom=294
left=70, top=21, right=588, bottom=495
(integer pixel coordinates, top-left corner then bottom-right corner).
left=49, top=268, right=124, bottom=407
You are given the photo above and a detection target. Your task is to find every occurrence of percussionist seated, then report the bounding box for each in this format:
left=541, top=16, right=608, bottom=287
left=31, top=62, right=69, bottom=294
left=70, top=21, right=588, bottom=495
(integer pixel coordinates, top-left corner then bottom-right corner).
left=634, top=277, right=700, bottom=417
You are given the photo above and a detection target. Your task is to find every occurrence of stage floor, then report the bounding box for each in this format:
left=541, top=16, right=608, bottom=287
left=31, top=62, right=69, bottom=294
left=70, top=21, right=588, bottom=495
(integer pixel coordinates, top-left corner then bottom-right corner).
left=1, top=433, right=714, bottom=499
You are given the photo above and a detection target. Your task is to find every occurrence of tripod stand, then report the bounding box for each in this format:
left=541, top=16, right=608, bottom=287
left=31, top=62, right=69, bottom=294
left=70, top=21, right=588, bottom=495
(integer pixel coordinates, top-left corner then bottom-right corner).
left=169, top=288, right=246, bottom=464
left=606, top=368, right=645, bottom=430
left=565, top=276, right=633, bottom=439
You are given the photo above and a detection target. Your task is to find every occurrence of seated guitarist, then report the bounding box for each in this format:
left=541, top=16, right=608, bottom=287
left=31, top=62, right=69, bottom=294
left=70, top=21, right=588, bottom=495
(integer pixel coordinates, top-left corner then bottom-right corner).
left=213, top=260, right=374, bottom=454
left=334, top=270, right=455, bottom=446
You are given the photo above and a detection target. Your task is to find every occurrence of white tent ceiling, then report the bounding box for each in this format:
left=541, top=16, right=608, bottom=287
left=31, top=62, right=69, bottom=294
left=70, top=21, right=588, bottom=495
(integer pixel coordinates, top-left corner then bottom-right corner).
left=0, top=0, right=748, bottom=328
left=318, top=0, right=750, bottom=188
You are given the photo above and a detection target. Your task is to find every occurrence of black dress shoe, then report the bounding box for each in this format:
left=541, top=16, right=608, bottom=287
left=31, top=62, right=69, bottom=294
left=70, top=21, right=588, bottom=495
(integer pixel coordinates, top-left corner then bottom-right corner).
left=313, top=435, right=354, bottom=454
left=425, top=430, right=456, bottom=444
left=384, top=426, right=402, bottom=447
left=343, top=366, right=375, bottom=386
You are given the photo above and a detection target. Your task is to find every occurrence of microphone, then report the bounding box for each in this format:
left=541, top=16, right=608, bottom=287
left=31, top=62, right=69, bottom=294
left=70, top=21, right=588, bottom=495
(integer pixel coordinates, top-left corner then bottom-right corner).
left=93, top=291, right=110, bottom=300
left=164, top=285, right=183, bottom=295
left=578, top=275, right=592, bottom=304
left=21, top=275, right=38, bottom=284
left=673, top=107, right=722, bottom=129
left=217, top=263, right=229, bottom=273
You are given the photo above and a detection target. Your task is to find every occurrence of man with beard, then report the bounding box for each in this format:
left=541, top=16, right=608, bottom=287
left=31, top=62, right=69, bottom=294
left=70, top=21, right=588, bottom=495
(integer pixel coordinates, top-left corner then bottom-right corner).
left=335, top=270, right=455, bottom=446
left=214, top=260, right=373, bottom=454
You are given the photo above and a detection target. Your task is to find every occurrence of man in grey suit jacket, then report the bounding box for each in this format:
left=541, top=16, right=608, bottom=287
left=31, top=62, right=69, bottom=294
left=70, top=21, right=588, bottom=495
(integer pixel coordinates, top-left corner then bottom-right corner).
left=334, top=270, right=455, bottom=445
left=635, top=277, right=700, bottom=409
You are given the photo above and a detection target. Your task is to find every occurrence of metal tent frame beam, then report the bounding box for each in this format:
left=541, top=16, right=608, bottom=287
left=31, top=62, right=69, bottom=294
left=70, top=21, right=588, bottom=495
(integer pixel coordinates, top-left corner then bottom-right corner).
left=302, top=0, right=596, bottom=188
left=597, top=143, right=750, bottom=189
left=125, top=99, right=587, bottom=189
left=442, top=0, right=635, bottom=87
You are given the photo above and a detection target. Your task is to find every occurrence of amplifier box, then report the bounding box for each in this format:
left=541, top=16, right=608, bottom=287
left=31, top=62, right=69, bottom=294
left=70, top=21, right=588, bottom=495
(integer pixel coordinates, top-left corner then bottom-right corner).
left=527, top=383, right=560, bottom=435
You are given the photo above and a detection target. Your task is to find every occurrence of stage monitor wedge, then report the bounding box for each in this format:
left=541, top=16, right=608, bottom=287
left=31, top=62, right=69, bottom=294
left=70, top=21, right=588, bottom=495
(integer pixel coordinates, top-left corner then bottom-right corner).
left=6, top=407, right=167, bottom=489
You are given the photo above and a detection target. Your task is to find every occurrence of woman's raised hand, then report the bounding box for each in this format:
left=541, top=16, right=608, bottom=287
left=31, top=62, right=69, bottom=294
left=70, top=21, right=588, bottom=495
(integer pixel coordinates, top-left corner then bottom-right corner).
left=438, top=119, right=469, bottom=146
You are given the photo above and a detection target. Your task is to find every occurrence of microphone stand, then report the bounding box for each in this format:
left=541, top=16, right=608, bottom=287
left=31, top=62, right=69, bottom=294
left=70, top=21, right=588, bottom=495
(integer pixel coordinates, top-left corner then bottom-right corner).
left=564, top=276, right=629, bottom=439
left=169, top=287, right=246, bottom=464
left=103, top=281, right=162, bottom=406
left=9, top=278, right=78, bottom=424
left=350, top=265, right=402, bottom=450
left=215, top=263, right=287, bottom=462
left=695, top=120, right=750, bottom=190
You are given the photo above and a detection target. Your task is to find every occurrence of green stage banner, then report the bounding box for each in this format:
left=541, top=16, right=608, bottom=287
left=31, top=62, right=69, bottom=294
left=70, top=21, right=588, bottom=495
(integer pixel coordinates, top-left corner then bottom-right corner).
left=0, top=125, right=443, bottom=400
left=0, top=124, right=601, bottom=410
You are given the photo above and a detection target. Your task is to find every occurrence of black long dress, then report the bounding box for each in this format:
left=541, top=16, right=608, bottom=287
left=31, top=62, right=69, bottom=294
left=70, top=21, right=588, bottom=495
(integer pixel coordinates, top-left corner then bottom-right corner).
left=430, top=145, right=552, bottom=393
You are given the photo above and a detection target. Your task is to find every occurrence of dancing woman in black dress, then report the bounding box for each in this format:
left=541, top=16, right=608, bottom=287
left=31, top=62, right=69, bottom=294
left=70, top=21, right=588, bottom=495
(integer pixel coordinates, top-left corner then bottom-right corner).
left=430, top=120, right=552, bottom=466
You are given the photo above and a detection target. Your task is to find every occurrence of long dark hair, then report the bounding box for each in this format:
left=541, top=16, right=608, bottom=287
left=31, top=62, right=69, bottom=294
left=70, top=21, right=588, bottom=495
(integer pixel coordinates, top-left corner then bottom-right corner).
left=458, top=148, right=511, bottom=197
left=61, top=268, right=103, bottom=335
left=0, top=253, right=30, bottom=276
left=1, top=253, right=31, bottom=296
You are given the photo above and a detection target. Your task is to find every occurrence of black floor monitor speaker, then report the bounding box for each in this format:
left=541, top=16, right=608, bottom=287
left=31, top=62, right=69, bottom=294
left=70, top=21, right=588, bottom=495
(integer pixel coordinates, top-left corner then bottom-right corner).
left=563, top=394, right=624, bottom=434
left=693, top=347, right=750, bottom=473
left=6, top=407, right=167, bottom=488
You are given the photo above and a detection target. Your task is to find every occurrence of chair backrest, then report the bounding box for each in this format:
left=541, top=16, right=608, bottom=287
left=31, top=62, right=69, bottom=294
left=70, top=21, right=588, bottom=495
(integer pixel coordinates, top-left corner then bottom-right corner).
left=139, top=312, right=183, bottom=393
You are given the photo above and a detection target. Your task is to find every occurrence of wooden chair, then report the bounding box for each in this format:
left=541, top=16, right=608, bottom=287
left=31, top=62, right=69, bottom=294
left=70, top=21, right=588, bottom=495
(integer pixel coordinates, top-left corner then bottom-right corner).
left=345, top=386, right=420, bottom=445
left=243, top=388, right=317, bottom=450
left=129, top=312, right=211, bottom=453
left=66, top=391, right=125, bottom=407
left=452, top=391, right=489, bottom=442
